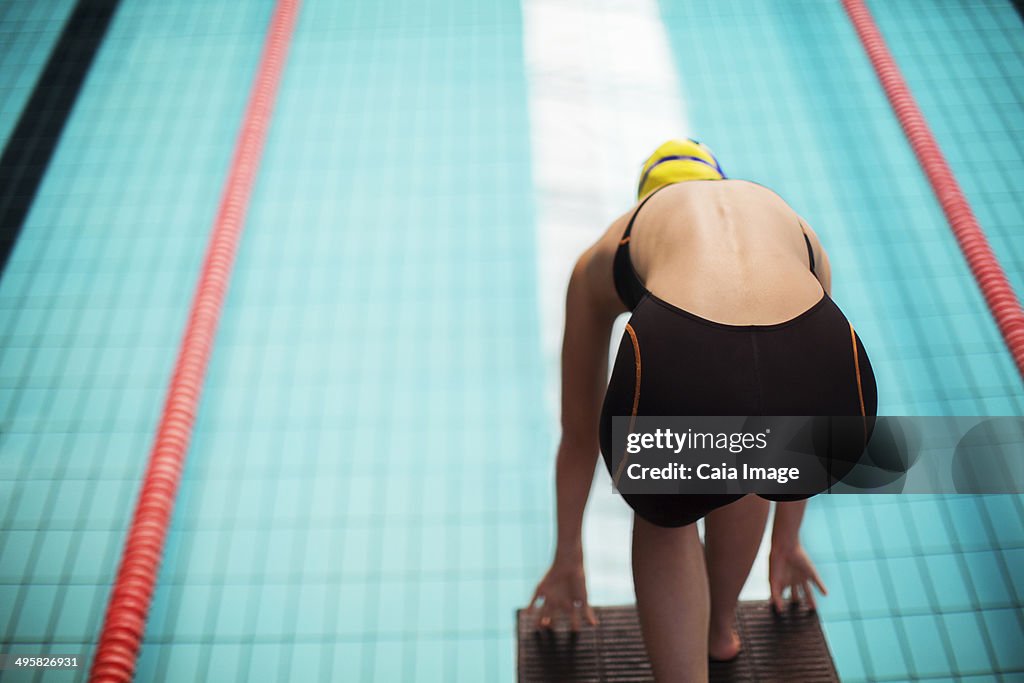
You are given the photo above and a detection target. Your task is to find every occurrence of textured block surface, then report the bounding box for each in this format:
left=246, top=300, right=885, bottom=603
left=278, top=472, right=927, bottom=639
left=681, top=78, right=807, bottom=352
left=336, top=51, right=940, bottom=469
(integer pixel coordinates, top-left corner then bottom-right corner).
left=517, top=602, right=839, bottom=682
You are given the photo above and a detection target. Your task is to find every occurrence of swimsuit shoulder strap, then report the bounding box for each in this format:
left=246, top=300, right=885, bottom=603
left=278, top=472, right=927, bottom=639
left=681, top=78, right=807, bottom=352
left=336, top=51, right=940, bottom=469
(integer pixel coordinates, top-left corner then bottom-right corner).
left=614, top=187, right=666, bottom=309
left=799, top=220, right=816, bottom=274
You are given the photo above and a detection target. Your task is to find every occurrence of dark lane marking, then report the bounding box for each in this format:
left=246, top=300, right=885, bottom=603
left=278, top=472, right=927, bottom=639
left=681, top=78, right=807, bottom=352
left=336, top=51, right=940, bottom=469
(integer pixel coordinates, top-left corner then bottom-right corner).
left=0, top=0, right=120, bottom=277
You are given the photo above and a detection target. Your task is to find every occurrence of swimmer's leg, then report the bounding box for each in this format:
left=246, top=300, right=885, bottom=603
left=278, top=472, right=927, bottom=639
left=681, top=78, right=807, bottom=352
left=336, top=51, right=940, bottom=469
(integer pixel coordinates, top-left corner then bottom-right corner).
left=632, top=514, right=709, bottom=682
left=703, top=494, right=770, bottom=661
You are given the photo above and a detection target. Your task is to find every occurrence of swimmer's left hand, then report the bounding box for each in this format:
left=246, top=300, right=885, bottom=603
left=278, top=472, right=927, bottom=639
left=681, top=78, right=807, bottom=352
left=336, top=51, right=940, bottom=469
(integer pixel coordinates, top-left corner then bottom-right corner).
left=769, top=543, right=827, bottom=613
left=527, top=558, right=599, bottom=632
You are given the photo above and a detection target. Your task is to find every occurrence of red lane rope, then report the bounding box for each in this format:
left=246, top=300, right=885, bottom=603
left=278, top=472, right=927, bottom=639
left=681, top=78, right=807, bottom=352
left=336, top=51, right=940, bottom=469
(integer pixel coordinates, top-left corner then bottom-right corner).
left=842, top=0, right=1024, bottom=381
left=89, top=1, right=301, bottom=680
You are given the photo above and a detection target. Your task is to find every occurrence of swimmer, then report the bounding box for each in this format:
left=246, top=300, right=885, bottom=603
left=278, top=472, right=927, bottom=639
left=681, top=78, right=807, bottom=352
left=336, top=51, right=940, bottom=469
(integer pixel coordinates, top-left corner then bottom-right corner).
left=527, top=139, right=877, bottom=681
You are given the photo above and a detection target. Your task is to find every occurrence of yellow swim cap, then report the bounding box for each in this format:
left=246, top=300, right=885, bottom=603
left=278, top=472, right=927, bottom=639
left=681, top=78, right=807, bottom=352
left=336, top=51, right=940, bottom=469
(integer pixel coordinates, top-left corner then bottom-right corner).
left=637, top=138, right=725, bottom=199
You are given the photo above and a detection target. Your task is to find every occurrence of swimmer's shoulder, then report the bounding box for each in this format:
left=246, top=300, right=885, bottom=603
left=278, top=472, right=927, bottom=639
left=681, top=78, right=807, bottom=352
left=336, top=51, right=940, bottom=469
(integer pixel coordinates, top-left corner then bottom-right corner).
left=574, top=208, right=634, bottom=315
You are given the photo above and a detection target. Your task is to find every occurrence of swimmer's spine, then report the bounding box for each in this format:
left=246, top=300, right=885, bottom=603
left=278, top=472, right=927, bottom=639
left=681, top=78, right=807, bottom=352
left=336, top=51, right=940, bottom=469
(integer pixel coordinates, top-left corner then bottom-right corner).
left=843, top=0, right=1024, bottom=382
left=88, top=1, right=302, bottom=680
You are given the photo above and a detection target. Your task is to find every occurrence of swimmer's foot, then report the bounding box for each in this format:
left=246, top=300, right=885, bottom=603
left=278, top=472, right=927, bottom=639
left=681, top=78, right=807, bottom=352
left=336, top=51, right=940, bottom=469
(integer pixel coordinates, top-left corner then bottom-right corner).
left=708, top=629, right=742, bottom=662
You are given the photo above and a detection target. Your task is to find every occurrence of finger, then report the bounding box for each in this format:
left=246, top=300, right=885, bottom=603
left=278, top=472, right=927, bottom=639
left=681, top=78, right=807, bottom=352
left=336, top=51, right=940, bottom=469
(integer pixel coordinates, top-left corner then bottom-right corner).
left=536, top=602, right=553, bottom=630
left=770, top=582, right=784, bottom=613
left=586, top=605, right=599, bottom=626
left=794, top=582, right=806, bottom=607
left=803, top=581, right=817, bottom=612
left=541, top=600, right=565, bottom=631
left=570, top=604, right=581, bottom=632
left=811, top=569, right=828, bottom=596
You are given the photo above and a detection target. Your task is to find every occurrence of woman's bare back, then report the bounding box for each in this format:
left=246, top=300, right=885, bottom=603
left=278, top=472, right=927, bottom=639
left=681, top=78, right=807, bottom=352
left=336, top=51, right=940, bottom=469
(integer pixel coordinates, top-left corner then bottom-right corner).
left=627, top=180, right=826, bottom=325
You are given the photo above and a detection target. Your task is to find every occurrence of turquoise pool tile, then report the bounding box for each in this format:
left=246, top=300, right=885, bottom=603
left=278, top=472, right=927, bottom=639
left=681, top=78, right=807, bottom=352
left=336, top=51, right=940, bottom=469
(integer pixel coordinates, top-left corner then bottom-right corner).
left=0, top=530, right=34, bottom=581
left=11, top=480, right=54, bottom=527
left=1005, top=548, right=1024, bottom=601
left=69, top=530, right=116, bottom=581
left=53, top=584, right=99, bottom=640
left=328, top=642, right=365, bottom=682
left=50, top=480, right=88, bottom=524
left=379, top=524, right=414, bottom=574
left=942, top=611, right=995, bottom=675
left=963, top=551, right=1015, bottom=610
left=373, top=579, right=416, bottom=634
left=417, top=524, right=454, bottom=575
left=908, top=499, right=958, bottom=552
left=828, top=503, right=877, bottom=558
left=885, top=556, right=933, bottom=614
left=980, top=608, right=1024, bottom=672
left=901, top=614, right=954, bottom=678
left=297, top=528, right=338, bottom=577
left=453, top=637, right=491, bottom=683
left=455, top=578, right=496, bottom=634
left=181, top=530, right=223, bottom=579
left=801, top=502, right=838, bottom=560
left=284, top=643, right=323, bottom=679
left=823, top=622, right=864, bottom=679
left=40, top=669, right=80, bottom=683
left=246, top=643, right=285, bottom=683
left=0, top=585, right=19, bottom=634
left=412, top=638, right=446, bottom=681
left=868, top=501, right=915, bottom=555
left=330, top=584, right=371, bottom=640
left=295, top=582, right=333, bottom=638
left=861, top=616, right=910, bottom=680
left=457, top=524, right=493, bottom=574
left=414, top=578, right=448, bottom=636
left=924, top=554, right=975, bottom=612
left=35, top=530, right=74, bottom=582
left=213, top=584, right=253, bottom=639
left=816, top=562, right=855, bottom=619
left=983, top=496, right=1024, bottom=547
left=205, top=643, right=245, bottom=683
left=14, top=584, right=58, bottom=639
left=848, top=558, right=896, bottom=617
left=373, top=641, right=410, bottom=683
left=946, top=498, right=997, bottom=552
left=253, top=583, right=297, bottom=638
left=167, top=583, right=215, bottom=640
left=134, top=644, right=165, bottom=683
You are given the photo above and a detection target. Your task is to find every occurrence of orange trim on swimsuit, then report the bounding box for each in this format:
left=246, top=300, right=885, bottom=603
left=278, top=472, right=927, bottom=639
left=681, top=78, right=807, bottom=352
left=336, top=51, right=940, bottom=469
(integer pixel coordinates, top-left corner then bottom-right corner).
left=849, top=323, right=865, bottom=417
left=850, top=322, right=868, bottom=442
left=612, top=323, right=641, bottom=486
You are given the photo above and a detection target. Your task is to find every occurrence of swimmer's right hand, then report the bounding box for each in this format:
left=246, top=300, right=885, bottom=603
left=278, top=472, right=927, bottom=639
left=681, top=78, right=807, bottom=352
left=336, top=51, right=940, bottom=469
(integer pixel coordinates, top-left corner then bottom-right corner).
left=769, top=542, right=827, bottom=613
left=527, top=558, right=599, bottom=632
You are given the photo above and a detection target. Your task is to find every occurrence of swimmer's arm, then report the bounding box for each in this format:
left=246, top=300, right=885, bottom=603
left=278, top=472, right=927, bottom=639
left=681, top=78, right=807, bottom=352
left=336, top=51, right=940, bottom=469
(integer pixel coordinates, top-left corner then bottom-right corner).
left=553, top=221, right=628, bottom=562
left=799, top=219, right=832, bottom=295
left=771, top=500, right=806, bottom=553
left=770, top=499, right=828, bottom=610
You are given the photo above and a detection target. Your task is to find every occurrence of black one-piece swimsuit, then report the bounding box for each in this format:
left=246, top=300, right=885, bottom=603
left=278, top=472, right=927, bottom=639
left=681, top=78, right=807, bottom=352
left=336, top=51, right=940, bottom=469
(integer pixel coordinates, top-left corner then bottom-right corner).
left=598, top=188, right=878, bottom=528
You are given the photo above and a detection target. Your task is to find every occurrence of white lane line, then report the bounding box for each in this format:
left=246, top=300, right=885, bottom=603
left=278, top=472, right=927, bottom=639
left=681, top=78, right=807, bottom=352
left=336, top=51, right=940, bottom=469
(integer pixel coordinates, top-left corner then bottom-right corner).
left=522, top=0, right=770, bottom=603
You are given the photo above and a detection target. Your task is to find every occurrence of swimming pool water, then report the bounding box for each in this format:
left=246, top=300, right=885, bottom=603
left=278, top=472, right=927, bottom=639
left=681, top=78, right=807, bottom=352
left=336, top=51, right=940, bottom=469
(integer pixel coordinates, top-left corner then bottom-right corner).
left=0, top=0, right=1022, bottom=681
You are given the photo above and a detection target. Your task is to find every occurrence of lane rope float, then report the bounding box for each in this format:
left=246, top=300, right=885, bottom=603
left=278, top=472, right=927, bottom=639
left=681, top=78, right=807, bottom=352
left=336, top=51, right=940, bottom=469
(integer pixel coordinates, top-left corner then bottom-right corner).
left=89, top=1, right=301, bottom=680
left=842, top=0, right=1024, bottom=382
